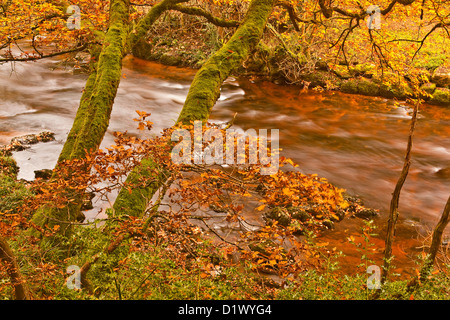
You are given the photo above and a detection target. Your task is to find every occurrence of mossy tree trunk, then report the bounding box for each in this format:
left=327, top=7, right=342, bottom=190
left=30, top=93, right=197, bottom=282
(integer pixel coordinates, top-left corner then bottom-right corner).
left=60, top=1, right=130, bottom=162
left=0, top=236, right=32, bottom=300
left=30, top=0, right=204, bottom=238
left=112, top=0, right=275, bottom=218
left=177, top=0, right=274, bottom=123
left=30, top=0, right=131, bottom=236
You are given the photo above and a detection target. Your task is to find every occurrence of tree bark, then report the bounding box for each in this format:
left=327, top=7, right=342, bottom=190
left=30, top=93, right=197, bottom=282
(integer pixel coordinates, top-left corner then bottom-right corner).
left=29, top=0, right=131, bottom=236
left=419, top=196, right=450, bottom=280
left=382, top=99, right=420, bottom=283
left=29, top=0, right=185, bottom=236
left=0, top=237, right=32, bottom=300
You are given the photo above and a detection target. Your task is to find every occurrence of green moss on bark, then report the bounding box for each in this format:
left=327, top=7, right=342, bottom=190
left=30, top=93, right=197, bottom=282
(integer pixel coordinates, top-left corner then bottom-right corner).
left=31, top=0, right=131, bottom=236
left=112, top=158, right=167, bottom=217
left=59, top=0, right=130, bottom=162
left=177, top=0, right=275, bottom=124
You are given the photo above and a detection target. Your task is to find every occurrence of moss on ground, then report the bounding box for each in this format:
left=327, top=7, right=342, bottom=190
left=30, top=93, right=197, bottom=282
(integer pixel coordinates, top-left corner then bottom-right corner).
left=0, top=157, right=32, bottom=215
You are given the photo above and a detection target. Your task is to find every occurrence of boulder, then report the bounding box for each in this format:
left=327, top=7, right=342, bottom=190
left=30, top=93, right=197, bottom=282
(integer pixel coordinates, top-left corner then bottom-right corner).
left=159, top=53, right=182, bottom=66
left=431, top=66, right=450, bottom=88
left=357, top=78, right=380, bottom=96
left=354, top=208, right=379, bottom=220
left=340, top=79, right=359, bottom=94
left=264, top=207, right=291, bottom=226
left=378, top=81, right=413, bottom=100
left=349, top=63, right=376, bottom=78
left=10, top=131, right=55, bottom=146
left=34, top=169, right=53, bottom=180
left=299, top=70, right=341, bottom=89
left=430, top=87, right=450, bottom=106
left=332, top=65, right=352, bottom=79
left=419, top=82, right=436, bottom=99
left=1, top=131, right=55, bottom=154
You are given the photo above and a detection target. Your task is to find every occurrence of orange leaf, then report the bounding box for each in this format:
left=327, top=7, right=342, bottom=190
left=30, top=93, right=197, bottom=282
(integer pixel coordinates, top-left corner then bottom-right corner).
left=282, top=187, right=295, bottom=197
left=256, top=204, right=266, bottom=211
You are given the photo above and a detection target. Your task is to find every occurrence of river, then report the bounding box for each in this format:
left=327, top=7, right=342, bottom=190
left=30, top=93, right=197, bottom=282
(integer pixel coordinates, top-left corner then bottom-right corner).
left=1, top=55, right=449, bottom=277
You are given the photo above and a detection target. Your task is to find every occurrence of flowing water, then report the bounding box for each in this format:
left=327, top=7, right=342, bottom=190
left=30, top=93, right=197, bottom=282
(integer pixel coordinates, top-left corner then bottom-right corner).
left=1, top=55, right=449, bottom=276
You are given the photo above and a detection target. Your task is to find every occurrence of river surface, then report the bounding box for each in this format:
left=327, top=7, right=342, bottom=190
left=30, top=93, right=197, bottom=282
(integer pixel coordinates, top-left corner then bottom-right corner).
left=1, top=55, right=449, bottom=276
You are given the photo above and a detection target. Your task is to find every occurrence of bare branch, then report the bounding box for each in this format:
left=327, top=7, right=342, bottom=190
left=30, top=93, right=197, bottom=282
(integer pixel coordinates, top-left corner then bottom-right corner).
left=276, top=1, right=319, bottom=29
left=169, top=4, right=240, bottom=28
left=382, top=98, right=421, bottom=284
left=0, top=44, right=88, bottom=63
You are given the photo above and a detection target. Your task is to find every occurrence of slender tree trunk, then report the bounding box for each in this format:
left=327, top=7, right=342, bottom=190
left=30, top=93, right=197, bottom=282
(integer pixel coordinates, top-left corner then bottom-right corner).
left=112, top=0, right=276, bottom=217
left=0, top=237, right=32, bottom=300
left=382, top=99, right=420, bottom=284
left=419, top=196, right=450, bottom=280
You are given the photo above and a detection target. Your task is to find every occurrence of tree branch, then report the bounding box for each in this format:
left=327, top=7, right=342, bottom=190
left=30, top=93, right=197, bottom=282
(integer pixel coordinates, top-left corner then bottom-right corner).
left=382, top=98, right=420, bottom=284
left=318, top=0, right=411, bottom=20
left=169, top=4, right=240, bottom=28
left=420, top=196, right=450, bottom=280
left=0, top=44, right=88, bottom=63
left=274, top=1, right=320, bottom=31
left=0, top=237, right=32, bottom=300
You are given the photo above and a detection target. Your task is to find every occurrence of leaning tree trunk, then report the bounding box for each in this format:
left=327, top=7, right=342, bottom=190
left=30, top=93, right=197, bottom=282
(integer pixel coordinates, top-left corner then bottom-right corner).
left=129, top=0, right=190, bottom=56
left=419, top=196, right=450, bottom=280
left=112, top=0, right=275, bottom=218
left=30, top=0, right=190, bottom=238
left=29, top=0, right=131, bottom=237
left=78, top=0, right=275, bottom=288
left=382, top=99, right=420, bottom=284
left=0, top=236, right=32, bottom=300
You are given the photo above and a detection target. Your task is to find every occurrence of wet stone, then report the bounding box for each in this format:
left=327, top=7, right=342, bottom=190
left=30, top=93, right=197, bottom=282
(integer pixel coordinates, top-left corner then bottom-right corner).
left=0, top=131, right=55, bottom=154
left=34, top=169, right=53, bottom=180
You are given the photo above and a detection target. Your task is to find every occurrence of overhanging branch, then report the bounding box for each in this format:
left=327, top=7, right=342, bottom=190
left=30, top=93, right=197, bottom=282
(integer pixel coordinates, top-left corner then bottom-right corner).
left=169, top=4, right=240, bottom=28
left=0, top=44, right=88, bottom=63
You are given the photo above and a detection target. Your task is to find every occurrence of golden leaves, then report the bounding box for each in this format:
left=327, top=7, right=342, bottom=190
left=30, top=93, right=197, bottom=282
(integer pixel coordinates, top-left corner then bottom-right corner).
left=282, top=187, right=295, bottom=197
left=256, top=204, right=266, bottom=211
left=0, top=0, right=108, bottom=61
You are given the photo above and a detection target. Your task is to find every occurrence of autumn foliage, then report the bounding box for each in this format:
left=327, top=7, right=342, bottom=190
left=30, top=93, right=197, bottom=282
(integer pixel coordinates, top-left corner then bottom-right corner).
left=0, top=112, right=369, bottom=298
left=0, top=0, right=449, bottom=300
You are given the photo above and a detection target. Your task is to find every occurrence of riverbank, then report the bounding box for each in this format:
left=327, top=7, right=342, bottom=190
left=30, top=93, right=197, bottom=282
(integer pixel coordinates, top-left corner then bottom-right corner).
left=120, top=7, right=450, bottom=108
left=1, top=52, right=448, bottom=299
left=1, top=135, right=448, bottom=300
